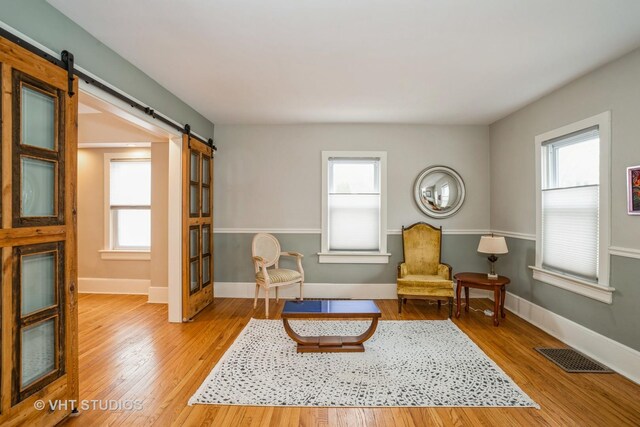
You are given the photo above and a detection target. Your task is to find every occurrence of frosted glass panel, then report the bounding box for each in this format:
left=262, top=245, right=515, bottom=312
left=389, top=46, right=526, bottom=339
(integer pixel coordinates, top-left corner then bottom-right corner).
left=190, top=228, right=198, bottom=258
left=542, top=185, right=599, bottom=281
left=202, top=158, right=210, bottom=184
left=22, top=319, right=56, bottom=388
left=190, top=185, right=199, bottom=215
left=22, top=86, right=55, bottom=150
left=110, top=160, right=151, bottom=205
left=202, top=256, right=211, bottom=284
left=202, top=227, right=210, bottom=255
left=114, top=209, right=150, bottom=249
left=21, top=252, right=55, bottom=316
left=190, top=152, right=198, bottom=181
left=21, top=157, right=55, bottom=216
left=329, top=194, right=380, bottom=251
left=202, top=187, right=210, bottom=214
left=190, top=261, right=199, bottom=292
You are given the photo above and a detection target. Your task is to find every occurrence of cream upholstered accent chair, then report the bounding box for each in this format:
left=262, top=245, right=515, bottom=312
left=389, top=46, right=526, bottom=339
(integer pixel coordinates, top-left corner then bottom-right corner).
left=252, top=233, right=304, bottom=318
left=397, top=222, right=454, bottom=317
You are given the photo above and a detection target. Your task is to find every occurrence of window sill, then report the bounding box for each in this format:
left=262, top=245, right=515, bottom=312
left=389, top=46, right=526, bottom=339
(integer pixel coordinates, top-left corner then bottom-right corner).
left=317, top=252, right=391, bottom=264
left=99, top=250, right=151, bottom=261
left=529, top=266, right=614, bottom=304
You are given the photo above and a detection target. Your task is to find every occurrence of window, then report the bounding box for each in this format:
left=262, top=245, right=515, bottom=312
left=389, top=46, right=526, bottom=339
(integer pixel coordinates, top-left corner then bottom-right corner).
left=102, top=153, right=151, bottom=258
left=319, top=151, right=389, bottom=263
left=531, top=112, right=613, bottom=303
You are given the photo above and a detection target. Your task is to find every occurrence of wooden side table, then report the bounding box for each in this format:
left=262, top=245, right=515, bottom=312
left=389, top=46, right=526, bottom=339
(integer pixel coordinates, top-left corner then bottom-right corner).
left=454, top=272, right=510, bottom=326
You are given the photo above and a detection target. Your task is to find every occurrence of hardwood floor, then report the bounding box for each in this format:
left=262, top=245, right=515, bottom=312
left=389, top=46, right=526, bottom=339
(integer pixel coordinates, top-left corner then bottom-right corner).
left=63, top=294, right=640, bottom=426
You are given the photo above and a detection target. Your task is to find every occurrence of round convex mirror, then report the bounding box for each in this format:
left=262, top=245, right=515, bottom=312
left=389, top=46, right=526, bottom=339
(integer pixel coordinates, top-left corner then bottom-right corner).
left=413, top=166, right=466, bottom=218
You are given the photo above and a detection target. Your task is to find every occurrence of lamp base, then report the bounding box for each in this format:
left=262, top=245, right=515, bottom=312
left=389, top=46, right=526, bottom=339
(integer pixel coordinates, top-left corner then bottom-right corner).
left=487, top=273, right=498, bottom=280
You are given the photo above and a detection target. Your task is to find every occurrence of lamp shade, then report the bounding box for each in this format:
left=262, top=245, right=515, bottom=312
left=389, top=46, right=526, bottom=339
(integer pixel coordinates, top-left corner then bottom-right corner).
left=477, top=236, right=508, bottom=255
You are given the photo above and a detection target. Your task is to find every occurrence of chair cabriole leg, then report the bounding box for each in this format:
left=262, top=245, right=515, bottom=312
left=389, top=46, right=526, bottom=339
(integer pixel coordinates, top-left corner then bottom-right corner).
left=254, top=284, right=259, bottom=309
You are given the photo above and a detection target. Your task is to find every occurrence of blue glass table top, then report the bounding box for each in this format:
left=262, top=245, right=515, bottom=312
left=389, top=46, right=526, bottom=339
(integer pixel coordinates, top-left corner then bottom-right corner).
left=282, top=300, right=380, bottom=316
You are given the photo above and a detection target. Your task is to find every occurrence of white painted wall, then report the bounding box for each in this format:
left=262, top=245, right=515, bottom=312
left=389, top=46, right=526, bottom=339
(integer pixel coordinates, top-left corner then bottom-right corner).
left=214, top=124, right=490, bottom=232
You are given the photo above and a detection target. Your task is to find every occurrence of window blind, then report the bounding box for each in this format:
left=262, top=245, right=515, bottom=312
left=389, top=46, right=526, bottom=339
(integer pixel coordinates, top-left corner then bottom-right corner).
left=542, top=185, right=599, bottom=281
left=328, top=158, right=380, bottom=251
left=110, top=160, right=151, bottom=206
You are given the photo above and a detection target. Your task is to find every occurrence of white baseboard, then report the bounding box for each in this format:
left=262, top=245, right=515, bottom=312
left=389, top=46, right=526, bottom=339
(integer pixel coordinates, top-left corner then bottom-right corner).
left=148, top=286, right=168, bottom=304
left=214, top=282, right=490, bottom=300
left=503, top=291, right=640, bottom=385
left=78, top=277, right=150, bottom=295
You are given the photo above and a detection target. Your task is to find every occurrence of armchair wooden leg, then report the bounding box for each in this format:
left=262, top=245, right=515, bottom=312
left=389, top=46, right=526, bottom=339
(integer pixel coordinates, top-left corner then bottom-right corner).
left=300, top=281, right=304, bottom=301
left=398, top=297, right=402, bottom=314
left=254, top=284, right=259, bottom=309
left=275, top=287, right=279, bottom=303
left=265, top=288, right=270, bottom=319
left=448, top=297, right=453, bottom=318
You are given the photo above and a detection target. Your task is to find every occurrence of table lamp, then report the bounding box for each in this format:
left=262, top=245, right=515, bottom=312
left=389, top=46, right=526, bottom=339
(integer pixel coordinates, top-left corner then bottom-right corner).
left=477, top=235, right=508, bottom=280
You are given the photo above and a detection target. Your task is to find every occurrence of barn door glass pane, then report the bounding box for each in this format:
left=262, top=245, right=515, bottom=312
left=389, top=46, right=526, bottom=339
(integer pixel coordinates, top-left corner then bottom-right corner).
left=189, top=185, right=198, bottom=215
left=190, top=228, right=198, bottom=258
left=21, top=252, right=55, bottom=316
left=202, top=157, right=210, bottom=184
left=21, top=157, right=55, bottom=216
left=22, top=86, right=55, bottom=150
left=190, top=261, right=199, bottom=292
left=21, top=319, right=56, bottom=388
left=202, top=187, right=210, bottom=215
left=202, top=256, right=211, bottom=284
left=202, top=226, right=210, bottom=255
left=190, top=152, right=198, bottom=181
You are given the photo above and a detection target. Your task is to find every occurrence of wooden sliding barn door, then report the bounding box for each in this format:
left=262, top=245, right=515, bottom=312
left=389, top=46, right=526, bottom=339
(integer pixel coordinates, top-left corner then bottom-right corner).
left=0, top=37, right=78, bottom=425
left=182, top=135, right=213, bottom=320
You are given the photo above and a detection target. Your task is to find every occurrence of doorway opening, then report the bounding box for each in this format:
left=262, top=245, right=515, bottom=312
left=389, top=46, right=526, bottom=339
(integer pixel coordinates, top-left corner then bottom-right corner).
left=76, top=89, right=182, bottom=321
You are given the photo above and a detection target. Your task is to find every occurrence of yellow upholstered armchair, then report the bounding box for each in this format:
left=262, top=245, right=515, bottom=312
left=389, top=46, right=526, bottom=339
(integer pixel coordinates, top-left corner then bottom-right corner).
left=252, top=233, right=304, bottom=318
left=397, top=222, right=454, bottom=317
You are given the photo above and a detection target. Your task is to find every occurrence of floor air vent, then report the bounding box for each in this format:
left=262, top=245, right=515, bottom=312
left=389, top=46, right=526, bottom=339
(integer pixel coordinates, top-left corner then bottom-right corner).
left=535, top=348, right=613, bottom=373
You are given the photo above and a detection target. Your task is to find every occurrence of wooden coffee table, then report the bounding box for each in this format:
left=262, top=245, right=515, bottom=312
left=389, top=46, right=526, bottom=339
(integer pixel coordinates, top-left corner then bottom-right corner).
left=281, top=300, right=381, bottom=353
left=454, top=272, right=511, bottom=326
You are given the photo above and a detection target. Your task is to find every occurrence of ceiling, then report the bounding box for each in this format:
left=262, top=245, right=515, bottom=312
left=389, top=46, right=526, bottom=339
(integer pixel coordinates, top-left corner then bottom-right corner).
left=49, top=0, right=640, bottom=125
left=78, top=92, right=167, bottom=146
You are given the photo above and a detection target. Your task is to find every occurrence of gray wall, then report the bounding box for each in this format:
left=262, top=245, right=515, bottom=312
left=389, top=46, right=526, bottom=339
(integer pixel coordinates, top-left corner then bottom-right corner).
left=215, top=233, right=488, bottom=284
left=490, top=47, right=640, bottom=351
left=0, top=0, right=214, bottom=137
left=213, top=124, right=491, bottom=284
left=214, top=124, right=490, bottom=230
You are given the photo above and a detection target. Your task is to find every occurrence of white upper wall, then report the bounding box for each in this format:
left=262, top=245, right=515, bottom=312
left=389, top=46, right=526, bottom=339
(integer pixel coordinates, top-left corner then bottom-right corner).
left=214, top=124, right=490, bottom=231
left=490, top=47, right=640, bottom=250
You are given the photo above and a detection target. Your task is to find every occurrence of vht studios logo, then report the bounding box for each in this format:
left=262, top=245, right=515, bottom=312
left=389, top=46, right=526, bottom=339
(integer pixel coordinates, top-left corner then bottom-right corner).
left=34, top=399, right=144, bottom=411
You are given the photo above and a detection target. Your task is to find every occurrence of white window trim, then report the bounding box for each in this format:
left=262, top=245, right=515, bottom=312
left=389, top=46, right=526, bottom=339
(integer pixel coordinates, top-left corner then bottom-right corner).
left=318, top=151, right=390, bottom=264
left=103, top=152, right=151, bottom=260
left=530, top=111, right=614, bottom=303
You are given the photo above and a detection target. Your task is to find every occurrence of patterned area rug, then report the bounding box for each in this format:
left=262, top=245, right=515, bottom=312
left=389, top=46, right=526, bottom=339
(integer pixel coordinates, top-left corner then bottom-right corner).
left=189, top=319, right=539, bottom=408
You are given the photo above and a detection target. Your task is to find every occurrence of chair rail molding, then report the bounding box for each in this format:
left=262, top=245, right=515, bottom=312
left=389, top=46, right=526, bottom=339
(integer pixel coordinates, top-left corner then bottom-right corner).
left=609, top=246, right=640, bottom=260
